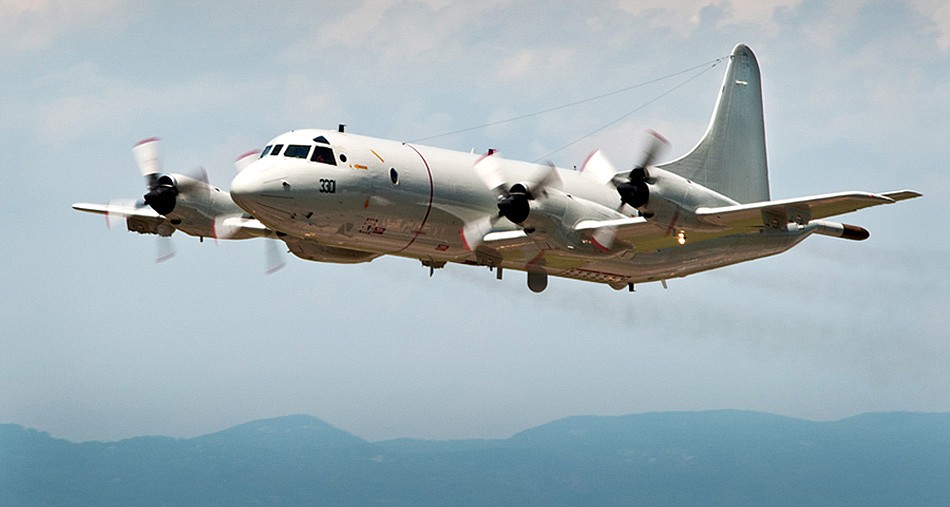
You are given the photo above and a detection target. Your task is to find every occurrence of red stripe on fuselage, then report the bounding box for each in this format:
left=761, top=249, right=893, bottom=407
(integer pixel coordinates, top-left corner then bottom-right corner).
left=394, top=143, right=435, bottom=254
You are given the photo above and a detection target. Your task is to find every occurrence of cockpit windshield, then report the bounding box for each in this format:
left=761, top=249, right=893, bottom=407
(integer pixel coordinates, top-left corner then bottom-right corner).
left=284, top=145, right=311, bottom=159
left=311, top=145, right=335, bottom=165
left=310, top=136, right=336, bottom=165
left=260, top=135, right=337, bottom=165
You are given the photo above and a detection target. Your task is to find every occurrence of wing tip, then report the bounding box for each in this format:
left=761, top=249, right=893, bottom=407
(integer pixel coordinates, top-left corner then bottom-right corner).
left=72, top=202, right=107, bottom=214
left=880, top=190, right=922, bottom=202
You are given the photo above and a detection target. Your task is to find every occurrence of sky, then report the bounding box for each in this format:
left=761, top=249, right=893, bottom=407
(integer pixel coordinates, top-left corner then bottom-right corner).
left=1, top=0, right=948, bottom=443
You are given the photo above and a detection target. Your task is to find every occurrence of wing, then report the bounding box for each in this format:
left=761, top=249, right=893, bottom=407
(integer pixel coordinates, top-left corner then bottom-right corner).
left=73, top=201, right=167, bottom=235
left=73, top=201, right=161, bottom=219
left=73, top=201, right=273, bottom=239
left=695, top=190, right=921, bottom=229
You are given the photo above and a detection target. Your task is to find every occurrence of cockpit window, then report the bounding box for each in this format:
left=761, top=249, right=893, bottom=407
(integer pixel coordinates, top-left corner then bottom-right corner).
left=313, top=136, right=330, bottom=144
left=270, top=144, right=284, bottom=156
left=311, top=145, right=336, bottom=165
left=285, top=144, right=311, bottom=159
left=260, top=145, right=272, bottom=158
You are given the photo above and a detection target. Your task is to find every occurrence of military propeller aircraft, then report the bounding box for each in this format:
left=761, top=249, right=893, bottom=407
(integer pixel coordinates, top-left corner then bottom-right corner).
left=74, top=44, right=920, bottom=293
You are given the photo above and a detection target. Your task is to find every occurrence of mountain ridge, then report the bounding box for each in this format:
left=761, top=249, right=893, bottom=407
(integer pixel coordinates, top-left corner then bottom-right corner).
left=3, top=411, right=949, bottom=506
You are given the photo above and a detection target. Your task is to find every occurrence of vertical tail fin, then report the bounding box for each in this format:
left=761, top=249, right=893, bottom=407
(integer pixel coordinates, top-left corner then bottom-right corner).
left=658, top=44, right=770, bottom=203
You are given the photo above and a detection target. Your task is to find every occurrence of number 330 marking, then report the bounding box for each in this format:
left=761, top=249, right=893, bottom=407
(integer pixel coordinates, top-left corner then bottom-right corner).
left=319, top=179, right=336, bottom=193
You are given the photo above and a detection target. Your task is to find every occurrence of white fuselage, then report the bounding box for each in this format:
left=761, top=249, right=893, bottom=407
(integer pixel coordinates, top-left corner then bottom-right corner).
left=229, top=129, right=804, bottom=287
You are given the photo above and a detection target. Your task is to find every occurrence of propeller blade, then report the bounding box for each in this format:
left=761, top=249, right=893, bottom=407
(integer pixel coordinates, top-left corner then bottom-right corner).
left=529, top=160, right=563, bottom=196
left=629, top=129, right=670, bottom=180
left=460, top=215, right=496, bottom=251
left=473, top=154, right=563, bottom=228
left=132, top=138, right=161, bottom=185
left=175, top=167, right=209, bottom=192
left=590, top=226, right=617, bottom=252
left=473, top=151, right=507, bottom=196
left=265, top=238, right=286, bottom=274
left=212, top=213, right=244, bottom=242
left=155, top=235, right=176, bottom=263
left=195, top=166, right=209, bottom=185
left=235, top=150, right=261, bottom=173
left=599, top=130, right=672, bottom=211
left=579, top=150, right=619, bottom=186
left=105, top=199, right=138, bottom=230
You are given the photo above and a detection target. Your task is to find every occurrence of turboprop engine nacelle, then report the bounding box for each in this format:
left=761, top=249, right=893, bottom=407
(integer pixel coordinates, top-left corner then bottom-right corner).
left=622, top=166, right=738, bottom=233
left=521, top=188, right=629, bottom=255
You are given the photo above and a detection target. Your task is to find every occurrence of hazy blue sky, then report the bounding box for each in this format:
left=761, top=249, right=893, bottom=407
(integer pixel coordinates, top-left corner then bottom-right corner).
left=1, top=0, right=947, bottom=442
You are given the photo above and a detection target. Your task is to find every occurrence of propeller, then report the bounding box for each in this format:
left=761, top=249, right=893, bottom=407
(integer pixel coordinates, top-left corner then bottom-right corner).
left=211, top=213, right=244, bottom=243
left=475, top=154, right=561, bottom=224
left=610, top=130, right=670, bottom=210
left=133, top=137, right=210, bottom=217
left=132, top=137, right=161, bottom=190
left=235, top=150, right=261, bottom=173
left=104, top=197, right=177, bottom=264
left=105, top=198, right=137, bottom=230
left=142, top=174, right=179, bottom=215
left=210, top=210, right=285, bottom=275
left=132, top=137, right=216, bottom=262
left=462, top=154, right=562, bottom=250
left=265, top=238, right=286, bottom=274
left=576, top=132, right=669, bottom=251
left=156, top=235, right=176, bottom=263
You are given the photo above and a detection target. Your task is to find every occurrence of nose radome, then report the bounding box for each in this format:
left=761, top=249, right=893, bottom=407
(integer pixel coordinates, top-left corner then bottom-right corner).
left=230, top=165, right=264, bottom=213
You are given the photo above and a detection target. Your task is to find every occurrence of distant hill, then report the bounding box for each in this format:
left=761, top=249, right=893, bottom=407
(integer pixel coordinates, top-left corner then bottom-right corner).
left=2, top=411, right=949, bottom=506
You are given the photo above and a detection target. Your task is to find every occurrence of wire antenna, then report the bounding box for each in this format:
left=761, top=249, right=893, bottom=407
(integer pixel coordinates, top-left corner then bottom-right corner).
left=408, top=57, right=725, bottom=145
left=534, top=58, right=724, bottom=161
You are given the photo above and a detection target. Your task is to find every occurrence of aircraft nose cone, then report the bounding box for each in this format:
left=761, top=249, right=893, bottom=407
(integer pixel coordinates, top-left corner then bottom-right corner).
left=230, top=167, right=264, bottom=213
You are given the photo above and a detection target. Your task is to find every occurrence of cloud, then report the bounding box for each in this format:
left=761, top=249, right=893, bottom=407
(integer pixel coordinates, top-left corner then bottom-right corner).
left=0, top=0, right=131, bottom=52
left=33, top=63, right=273, bottom=142
left=295, top=0, right=513, bottom=62
left=495, top=48, right=577, bottom=82
left=611, top=0, right=803, bottom=34
left=909, top=0, right=950, bottom=50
